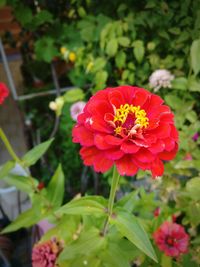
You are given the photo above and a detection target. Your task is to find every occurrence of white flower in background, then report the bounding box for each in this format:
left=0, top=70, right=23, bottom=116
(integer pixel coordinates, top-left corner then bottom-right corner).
left=70, top=101, right=86, bottom=121
left=149, top=69, right=175, bottom=92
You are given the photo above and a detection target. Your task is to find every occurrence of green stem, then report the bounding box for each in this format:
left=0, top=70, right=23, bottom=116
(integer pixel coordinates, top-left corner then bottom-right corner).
left=0, top=128, right=21, bottom=163
left=102, top=166, right=120, bottom=235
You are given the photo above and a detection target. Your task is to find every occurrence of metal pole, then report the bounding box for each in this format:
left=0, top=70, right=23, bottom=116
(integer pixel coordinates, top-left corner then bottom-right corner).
left=17, top=86, right=77, bottom=101
left=0, top=38, right=18, bottom=100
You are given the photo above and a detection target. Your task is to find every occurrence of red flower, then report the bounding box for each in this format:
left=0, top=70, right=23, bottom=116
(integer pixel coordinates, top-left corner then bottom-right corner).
left=37, top=181, right=45, bottom=191
left=32, top=237, right=63, bottom=267
left=153, top=221, right=189, bottom=257
left=72, top=86, right=178, bottom=177
left=0, top=82, right=9, bottom=104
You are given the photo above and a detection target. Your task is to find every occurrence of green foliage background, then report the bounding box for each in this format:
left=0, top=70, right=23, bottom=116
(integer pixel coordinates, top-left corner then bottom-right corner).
left=1, top=0, right=200, bottom=266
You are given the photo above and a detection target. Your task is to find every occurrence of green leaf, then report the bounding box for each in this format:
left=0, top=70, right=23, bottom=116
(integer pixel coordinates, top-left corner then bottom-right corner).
left=186, top=177, right=200, bottom=200
left=133, top=40, right=144, bottom=63
left=115, top=51, right=126, bottom=68
left=188, top=76, right=200, bottom=92
left=171, top=77, right=188, bottom=90
left=14, top=4, right=33, bottom=27
left=0, top=161, right=15, bottom=179
left=186, top=110, right=197, bottom=123
left=106, top=39, right=118, bottom=57
left=33, top=10, right=53, bottom=27
left=174, top=160, right=194, bottom=170
left=168, top=27, right=181, bottom=35
left=2, top=207, right=40, bottom=233
left=190, top=39, right=200, bottom=76
left=47, top=164, right=65, bottom=208
left=35, top=37, right=58, bottom=63
left=63, top=88, right=84, bottom=102
left=111, top=210, right=157, bottom=262
left=100, top=242, right=131, bottom=267
left=164, top=94, right=183, bottom=110
left=94, top=70, right=108, bottom=88
left=92, top=57, right=107, bottom=73
left=22, top=138, right=54, bottom=167
left=116, top=190, right=139, bottom=213
left=122, top=69, right=130, bottom=80
left=59, top=227, right=106, bottom=261
left=41, top=215, right=80, bottom=243
left=56, top=196, right=107, bottom=216
left=118, top=37, right=130, bottom=47
left=4, top=174, right=38, bottom=194
left=78, top=7, right=87, bottom=18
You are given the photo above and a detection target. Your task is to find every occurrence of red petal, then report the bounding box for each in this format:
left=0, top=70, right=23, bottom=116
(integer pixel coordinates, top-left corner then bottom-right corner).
left=80, top=146, right=98, bottom=165
left=132, top=157, right=150, bottom=170
left=93, top=153, right=113, bottom=173
left=135, top=148, right=156, bottom=163
left=87, top=100, right=112, bottom=116
left=72, top=125, right=94, bottom=146
left=77, top=112, right=88, bottom=123
left=147, top=118, right=160, bottom=130
left=148, top=140, right=165, bottom=154
left=120, top=141, right=140, bottom=153
left=143, top=94, right=164, bottom=111
left=108, top=90, right=125, bottom=108
left=170, top=124, right=179, bottom=141
left=116, top=155, right=138, bottom=176
left=133, top=89, right=149, bottom=107
left=106, top=148, right=124, bottom=160
left=90, top=116, right=112, bottom=133
left=158, top=143, right=178, bottom=160
left=163, top=137, right=175, bottom=151
left=151, top=158, right=164, bottom=178
left=94, top=134, right=114, bottom=150
left=148, top=105, right=171, bottom=120
left=160, top=113, right=174, bottom=123
left=114, top=85, right=136, bottom=104
left=148, top=123, right=171, bottom=139
left=105, top=135, right=124, bottom=145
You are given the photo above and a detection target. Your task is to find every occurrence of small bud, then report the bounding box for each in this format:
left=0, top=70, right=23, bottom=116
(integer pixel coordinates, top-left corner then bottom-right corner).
left=49, top=101, right=57, bottom=111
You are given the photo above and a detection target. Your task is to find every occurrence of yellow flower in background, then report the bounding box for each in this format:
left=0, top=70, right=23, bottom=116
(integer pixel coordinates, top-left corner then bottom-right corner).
left=69, top=52, right=76, bottom=62
left=60, top=47, right=68, bottom=55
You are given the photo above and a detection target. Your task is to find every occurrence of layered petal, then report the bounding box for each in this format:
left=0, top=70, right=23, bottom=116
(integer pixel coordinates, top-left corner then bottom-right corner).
left=116, top=155, right=138, bottom=176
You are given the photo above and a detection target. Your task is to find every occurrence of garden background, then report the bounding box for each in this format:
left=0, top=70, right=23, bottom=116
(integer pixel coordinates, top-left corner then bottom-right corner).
left=0, top=0, right=200, bottom=266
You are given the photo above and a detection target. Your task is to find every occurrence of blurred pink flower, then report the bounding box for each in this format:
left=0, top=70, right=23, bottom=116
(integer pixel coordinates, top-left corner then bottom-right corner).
left=70, top=101, right=86, bottom=121
left=32, top=237, right=63, bottom=267
left=149, top=69, right=174, bottom=92
left=184, top=153, right=192, bottom=161
left=192, top=132, right=199, bottom=142
left=153, top=221, right=189, bottom=258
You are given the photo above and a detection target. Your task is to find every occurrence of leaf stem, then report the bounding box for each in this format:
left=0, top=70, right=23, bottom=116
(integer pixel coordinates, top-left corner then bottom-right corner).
left=102, top=166, right=120, bottom=235
left=0, top=128, right=21, bottom=163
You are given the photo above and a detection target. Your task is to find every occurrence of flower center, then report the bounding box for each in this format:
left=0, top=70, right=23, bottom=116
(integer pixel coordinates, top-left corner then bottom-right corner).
left=112, top=104, right=149, bottom=137
left=166, top=236, right=175, bottom=246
